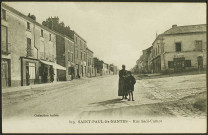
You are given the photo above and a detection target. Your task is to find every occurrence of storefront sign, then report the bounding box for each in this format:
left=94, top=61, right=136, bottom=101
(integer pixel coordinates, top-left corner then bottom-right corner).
left=174, top=54, right=184, bottom=58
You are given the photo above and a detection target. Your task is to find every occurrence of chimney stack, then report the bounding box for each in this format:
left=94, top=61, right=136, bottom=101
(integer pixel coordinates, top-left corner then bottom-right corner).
left=172, top=24, right=177, bottom=28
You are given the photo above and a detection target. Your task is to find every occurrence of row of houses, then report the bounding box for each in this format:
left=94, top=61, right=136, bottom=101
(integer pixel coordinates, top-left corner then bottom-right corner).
left=1, top=3, right=118, bottom=88
left=134, top=24, right=206, bottom=74
left=102, top=63, right=118, bottom=75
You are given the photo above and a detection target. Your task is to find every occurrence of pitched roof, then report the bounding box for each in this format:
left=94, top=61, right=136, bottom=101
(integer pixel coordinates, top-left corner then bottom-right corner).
left=2, top=3, right=74, bottom=42
left=163, top=24, right=206, bottom=35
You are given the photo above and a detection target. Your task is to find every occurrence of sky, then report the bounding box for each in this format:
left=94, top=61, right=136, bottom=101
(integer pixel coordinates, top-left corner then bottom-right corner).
left=5, top=2, right=206, bottom=70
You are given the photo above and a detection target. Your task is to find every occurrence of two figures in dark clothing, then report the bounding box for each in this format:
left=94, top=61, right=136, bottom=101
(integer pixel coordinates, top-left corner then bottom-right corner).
left=118, top=65, right=136, bottom=101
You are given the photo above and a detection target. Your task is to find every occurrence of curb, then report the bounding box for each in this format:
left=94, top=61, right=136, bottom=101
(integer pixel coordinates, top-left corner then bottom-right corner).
left=2, top=81, right=70, bottom=94
left=2, top=75, right=116, bottom=94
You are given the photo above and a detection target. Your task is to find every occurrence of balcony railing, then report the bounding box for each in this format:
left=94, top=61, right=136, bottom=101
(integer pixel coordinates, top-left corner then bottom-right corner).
left=26, top=47, right=34, bottom=57
left=1, top=41, right=11, bottom=55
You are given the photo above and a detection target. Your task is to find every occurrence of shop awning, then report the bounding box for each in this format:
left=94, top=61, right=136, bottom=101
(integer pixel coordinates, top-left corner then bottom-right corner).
left=40, top=60, right=66, bottom=70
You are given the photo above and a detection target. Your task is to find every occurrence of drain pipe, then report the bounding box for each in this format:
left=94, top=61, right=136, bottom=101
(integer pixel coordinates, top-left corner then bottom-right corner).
left=33, top=23, right=38, bottom=59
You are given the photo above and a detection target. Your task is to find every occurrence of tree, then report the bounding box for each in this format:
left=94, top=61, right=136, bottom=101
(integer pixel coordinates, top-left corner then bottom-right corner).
left=94, top=57, right=103, bottom=74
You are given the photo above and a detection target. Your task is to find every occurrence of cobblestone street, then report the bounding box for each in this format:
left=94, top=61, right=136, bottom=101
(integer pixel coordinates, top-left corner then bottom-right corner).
left=2, top=74, right=206, bottom=119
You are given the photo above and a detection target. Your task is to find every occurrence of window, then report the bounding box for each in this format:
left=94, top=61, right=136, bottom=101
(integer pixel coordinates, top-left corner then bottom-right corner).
left=1, top=26, right=8, bottom=53
left=81, top=52, right=82, bottom=60
left=68, top=67, right=71, bottom=75
left=185, top=60, right=191, bottom=67
left=2, top=9, right=6, bottom=20
left=27, top=38, right=32, bottom=57
left=155, top=48, right=157, bottom=55
left=76, top=50, right=78, bottom=58
left=27, top=38, right=31, bottom=49
left=68, top=52, right=70, bottom=61
left=49, top=34, right=51, bottom=41
left=41, top=29, right=43, bottom=37
left=195, top=40, right=202, bottom=51
left=168, top=61, right=174, bottom=68
left=71, top=44, right=73, bottom=51
left=76, top=37, right=77, bottom=43
left=175, top=42, right=181, bottom=52
left=71, top=53, right=73, bottom=62
left=80, top=41, right=82, bottom=50
left=27, top=22, right=30, bottom=30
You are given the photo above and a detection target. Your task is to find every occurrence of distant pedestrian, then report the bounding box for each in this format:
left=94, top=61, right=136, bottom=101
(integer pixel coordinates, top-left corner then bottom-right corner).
left=126, top=71, right=136, bottom=101
left=118, top=65, right=128, bottom=100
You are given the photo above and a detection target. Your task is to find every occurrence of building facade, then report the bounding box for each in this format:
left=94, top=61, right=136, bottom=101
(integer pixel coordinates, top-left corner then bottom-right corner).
left=68, top=30, right=87, bottom=78
left=56, top=34, right=75, bottom=81
left=152, top=24, right=206, bottom=73
left=102, top=63, right=109, bottom=75
left=1, top=3, right=65, bottom=88
left=86, top=48, right=94, bottom=77
left=136, top=46, right=153, bottom=74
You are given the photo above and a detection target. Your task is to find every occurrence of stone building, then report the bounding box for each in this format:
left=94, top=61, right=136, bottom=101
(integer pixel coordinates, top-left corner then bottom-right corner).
left=152, top=24, right=206, bottom=73
left=1, top=3, right=65, bottom=88
left=102, top=63, right=109, bottom=75
left=86, top=48, right=94, bottom=77
left=56, top=34, right=75, bottom=81
left=147, top=46, right=153, bottom=73
left=68, top=30, right=87, bottom=78
left=136, top=46, right=153, bottom=74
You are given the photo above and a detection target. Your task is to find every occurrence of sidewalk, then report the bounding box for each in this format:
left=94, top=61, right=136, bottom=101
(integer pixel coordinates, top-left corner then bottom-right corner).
left=134, top=71, right=206, bottom=80
left=2, top=75, right=113, bottom=94
left=2, top=81, right=70, bottom=94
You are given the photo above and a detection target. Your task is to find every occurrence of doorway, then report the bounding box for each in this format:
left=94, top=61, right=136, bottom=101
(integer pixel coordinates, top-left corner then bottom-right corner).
left=197, top=56, right=203, bottom=70
left=1, top=59, right=10, bottom=88
left=173, top=57, right=185, bottom=72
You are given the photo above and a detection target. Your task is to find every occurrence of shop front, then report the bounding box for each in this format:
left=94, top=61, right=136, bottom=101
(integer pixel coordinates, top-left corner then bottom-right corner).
left=40, top=60, right=66, bottom=82
left=1, top=58, right=11, bottom=88
left=67, top=62, right=75, bottom=80
left=21, top=57, right=39, bottom=86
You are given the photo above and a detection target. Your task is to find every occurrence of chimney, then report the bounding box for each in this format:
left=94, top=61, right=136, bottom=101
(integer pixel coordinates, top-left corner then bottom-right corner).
left=172, top=24, right=177, bottom=28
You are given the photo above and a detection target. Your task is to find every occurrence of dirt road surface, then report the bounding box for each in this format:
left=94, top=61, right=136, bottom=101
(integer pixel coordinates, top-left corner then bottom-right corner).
left=3, top=74, right=206, bottom=119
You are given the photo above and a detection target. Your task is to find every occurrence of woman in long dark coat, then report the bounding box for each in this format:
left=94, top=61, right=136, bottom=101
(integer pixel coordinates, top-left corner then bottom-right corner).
left=118, top=65, right=128, bottom=99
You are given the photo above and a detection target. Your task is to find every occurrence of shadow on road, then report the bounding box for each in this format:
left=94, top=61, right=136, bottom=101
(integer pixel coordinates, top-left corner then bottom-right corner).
left=82, top=92, right=207, bottom=119
left=90, top=98, right=123, bottom=105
